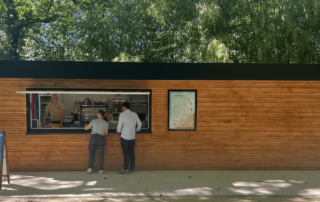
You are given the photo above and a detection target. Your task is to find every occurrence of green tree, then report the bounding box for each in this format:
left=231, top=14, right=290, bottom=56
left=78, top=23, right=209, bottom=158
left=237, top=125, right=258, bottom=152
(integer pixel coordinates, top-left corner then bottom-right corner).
left=0, top=0, right=319, bottom=63
left=0, top=0, right=72, bottom=60
left=212, top=0, right=320, bottom=63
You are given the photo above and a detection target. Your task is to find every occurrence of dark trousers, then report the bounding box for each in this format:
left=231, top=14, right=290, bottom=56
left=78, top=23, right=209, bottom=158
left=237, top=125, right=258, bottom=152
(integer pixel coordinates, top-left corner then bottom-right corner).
left=121, top=138, right=135, bottom=170
left=88, top=134, right=105, bottom=170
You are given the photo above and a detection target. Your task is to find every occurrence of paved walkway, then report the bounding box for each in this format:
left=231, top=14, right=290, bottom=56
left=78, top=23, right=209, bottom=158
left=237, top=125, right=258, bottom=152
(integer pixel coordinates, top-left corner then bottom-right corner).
left=1, top=170, right=320, bottom=201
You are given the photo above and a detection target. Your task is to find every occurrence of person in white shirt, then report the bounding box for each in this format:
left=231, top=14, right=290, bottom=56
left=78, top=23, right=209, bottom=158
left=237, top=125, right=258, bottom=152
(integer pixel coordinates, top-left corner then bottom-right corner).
left=117, top=102, right=142, bottom=175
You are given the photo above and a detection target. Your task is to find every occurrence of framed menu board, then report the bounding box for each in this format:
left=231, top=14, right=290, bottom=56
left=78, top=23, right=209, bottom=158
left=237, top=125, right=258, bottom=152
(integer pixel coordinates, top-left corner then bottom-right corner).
left=168, top=90, right=197, bottom=131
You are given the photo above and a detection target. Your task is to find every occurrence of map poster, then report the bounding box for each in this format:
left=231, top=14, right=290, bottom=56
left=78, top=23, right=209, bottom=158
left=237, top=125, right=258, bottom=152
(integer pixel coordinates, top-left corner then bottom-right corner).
left=168, top=90, right=197, bottom=131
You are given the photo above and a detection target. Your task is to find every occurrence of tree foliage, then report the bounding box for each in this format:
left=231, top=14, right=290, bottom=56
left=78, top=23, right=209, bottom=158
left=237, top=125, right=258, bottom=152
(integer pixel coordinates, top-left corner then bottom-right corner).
left=0, top=0, right=319, bottom=63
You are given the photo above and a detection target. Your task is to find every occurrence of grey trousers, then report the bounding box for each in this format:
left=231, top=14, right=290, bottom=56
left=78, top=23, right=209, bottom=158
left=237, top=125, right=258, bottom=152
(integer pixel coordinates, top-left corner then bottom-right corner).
left=88, top=134, right=105, bottom=170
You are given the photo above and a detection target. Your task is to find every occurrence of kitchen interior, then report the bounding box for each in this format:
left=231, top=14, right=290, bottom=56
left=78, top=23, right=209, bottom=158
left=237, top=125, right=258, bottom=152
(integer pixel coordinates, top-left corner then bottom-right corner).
left=31, top=93, right=150, bottom=130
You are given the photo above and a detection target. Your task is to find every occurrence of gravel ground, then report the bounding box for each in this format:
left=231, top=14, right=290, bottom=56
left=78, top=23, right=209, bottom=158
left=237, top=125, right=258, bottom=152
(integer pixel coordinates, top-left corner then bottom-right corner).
left=1, top=196, right=320, bottom=202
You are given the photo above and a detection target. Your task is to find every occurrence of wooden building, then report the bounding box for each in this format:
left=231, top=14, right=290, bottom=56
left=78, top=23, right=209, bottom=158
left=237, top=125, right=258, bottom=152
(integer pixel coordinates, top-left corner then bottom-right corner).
left=1, top=60, right=320, bottom=171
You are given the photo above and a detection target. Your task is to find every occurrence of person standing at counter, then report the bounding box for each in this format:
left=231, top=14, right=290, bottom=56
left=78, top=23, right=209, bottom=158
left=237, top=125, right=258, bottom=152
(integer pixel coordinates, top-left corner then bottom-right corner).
left=42, top=94, right=65, bottom=127
left=78, top=98, right=92, bottom=120
left=83, top=98, right=91, bottom=105
left=85, top=110, right=110, bottom=174
left=117, top=102, right=142, bottom=175
left=80, top=98, right=113, bottom=122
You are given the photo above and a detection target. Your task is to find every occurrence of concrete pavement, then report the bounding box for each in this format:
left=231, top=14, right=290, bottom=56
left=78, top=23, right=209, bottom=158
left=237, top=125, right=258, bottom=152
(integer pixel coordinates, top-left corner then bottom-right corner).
left=1, top=170, right=320, bottom=201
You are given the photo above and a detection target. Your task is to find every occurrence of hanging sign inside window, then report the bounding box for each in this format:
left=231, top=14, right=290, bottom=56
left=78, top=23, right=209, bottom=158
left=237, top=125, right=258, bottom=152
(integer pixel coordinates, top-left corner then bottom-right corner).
left=168, top=90, right=197, bottom=131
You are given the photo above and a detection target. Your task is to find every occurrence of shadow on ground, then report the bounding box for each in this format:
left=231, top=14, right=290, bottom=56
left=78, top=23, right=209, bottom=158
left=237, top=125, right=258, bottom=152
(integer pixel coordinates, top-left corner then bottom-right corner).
left=2, top=196, right=320, bottom=202
left=2, top=171, right=320, bottom=201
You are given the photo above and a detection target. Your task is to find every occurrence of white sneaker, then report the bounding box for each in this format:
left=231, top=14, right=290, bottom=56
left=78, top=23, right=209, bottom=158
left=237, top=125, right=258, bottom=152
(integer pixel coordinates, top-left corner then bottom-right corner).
left=99, top=170, right=104, bottom=174
left=87, top=168, right=92, bottom=174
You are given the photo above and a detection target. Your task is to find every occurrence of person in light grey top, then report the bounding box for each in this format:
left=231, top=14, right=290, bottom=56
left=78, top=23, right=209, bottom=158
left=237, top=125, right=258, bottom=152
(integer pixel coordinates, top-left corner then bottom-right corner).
left=85, top=109, right=111, bottom=174
left=89, top=119, right=109, bottom=136
left=117, top=102, right=142, bottom=175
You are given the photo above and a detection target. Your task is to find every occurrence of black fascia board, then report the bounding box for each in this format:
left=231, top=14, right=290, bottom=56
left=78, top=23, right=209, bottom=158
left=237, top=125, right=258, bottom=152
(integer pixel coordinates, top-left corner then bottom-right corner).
left=0, top=60, right=320, bottom=80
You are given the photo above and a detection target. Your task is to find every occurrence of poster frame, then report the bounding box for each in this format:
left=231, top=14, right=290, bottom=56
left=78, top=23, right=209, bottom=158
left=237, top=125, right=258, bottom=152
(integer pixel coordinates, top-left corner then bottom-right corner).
left=0, top=131, right=10, bottom=190
left=168, top=90, right=197, bottom=131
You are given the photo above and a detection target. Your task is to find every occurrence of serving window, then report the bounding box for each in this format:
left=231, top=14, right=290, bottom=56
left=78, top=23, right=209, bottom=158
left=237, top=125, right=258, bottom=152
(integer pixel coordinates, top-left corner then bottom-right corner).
left=18, top=89, right=151, bottom=134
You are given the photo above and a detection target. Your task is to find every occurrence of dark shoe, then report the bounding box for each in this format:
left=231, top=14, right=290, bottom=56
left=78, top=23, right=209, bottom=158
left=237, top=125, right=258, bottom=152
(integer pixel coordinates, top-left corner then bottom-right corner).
left=130, top=169, right=135, bottom=174
left=118, top=169, right=129, bottom=175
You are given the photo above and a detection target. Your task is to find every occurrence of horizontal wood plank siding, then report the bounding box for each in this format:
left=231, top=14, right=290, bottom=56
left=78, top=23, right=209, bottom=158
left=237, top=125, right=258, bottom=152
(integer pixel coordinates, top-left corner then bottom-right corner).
left=1, top=78, right=320, bottom=171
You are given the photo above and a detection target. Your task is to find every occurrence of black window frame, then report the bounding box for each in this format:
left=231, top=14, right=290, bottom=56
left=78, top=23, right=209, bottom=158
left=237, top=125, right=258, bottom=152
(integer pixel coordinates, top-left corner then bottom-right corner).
left=26, top=88, right=152, bottom=135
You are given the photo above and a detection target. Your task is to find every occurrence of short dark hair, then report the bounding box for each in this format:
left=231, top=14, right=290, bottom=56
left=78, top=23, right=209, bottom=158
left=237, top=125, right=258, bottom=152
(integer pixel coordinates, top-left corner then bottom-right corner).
left=83, top=98, right=91, bottom=105
left=122, top=102, right=130, bottom=109
left=98, top=109, right=105, bottom=116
